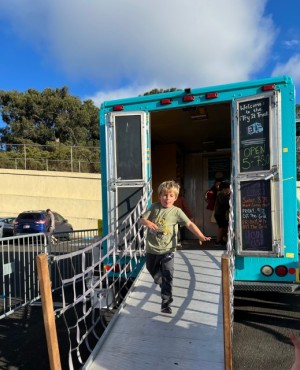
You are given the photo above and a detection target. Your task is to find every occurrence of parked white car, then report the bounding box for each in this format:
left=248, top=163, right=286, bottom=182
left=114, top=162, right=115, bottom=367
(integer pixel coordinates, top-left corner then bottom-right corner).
left=0, top=217, right=16, bottom=238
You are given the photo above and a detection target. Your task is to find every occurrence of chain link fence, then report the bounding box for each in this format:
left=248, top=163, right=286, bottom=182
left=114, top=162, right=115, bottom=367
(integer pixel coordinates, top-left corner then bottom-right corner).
left=0, top=143, right=100, bottom=173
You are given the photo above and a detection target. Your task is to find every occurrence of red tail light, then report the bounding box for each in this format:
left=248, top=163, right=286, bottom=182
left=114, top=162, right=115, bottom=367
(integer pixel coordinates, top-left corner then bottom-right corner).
left=275, top=265, right=288, bottom=277
left=35, top=220, right=47, bottom=224
left=114, top=264, right=120, bottom=273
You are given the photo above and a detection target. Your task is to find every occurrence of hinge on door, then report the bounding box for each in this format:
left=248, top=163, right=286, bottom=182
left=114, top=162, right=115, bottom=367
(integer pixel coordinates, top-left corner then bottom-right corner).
left=264, top=165, right=278, bottom=181
left=271, top=91, right=278, bottom=108
left=108, top=113, right=114, bottom=128
left=274, top=240, right=282, bottom=256
left=109, top=177, right=122, bottom=192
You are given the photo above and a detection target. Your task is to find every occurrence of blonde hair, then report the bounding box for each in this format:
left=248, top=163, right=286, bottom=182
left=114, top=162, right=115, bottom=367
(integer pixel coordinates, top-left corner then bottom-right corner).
left=158, top=180, right=180, bottom=197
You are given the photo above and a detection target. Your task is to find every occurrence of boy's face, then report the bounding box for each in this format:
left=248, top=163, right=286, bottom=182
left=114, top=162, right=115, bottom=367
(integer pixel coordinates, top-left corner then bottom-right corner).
left=159, top=190, right=178, bottom=208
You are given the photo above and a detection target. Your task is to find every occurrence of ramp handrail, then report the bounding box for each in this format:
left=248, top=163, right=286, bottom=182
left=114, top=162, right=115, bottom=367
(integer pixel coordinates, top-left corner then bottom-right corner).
left=47, top=182, right=152, bottom=370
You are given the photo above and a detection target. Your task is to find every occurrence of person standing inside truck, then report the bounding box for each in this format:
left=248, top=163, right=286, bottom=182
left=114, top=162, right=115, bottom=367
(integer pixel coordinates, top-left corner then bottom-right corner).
left=174, top=185, right=193, bottom=248
left=140, top=180, right=211, bottom=314
left=214, top=181, right=231, bottom=246
left=205, top=172, right=224, bottom=213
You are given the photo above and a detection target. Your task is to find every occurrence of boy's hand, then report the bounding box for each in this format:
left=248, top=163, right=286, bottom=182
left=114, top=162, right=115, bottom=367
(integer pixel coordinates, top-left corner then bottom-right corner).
left=141, top=218, right=158, bottom=231
left=199, top=236, right=211, bottom=245
left=147, top=221, right=158, bottom=231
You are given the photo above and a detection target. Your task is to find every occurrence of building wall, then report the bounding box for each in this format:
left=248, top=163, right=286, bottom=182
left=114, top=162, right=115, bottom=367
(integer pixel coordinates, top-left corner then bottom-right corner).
left=0, top=169, right=102, bottom=230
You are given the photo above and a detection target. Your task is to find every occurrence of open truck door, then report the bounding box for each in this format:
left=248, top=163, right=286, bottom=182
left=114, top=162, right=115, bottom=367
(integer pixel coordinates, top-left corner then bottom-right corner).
left=234, top=91, right=283, bottom=257
left=103, top=111, right=150, bottom=249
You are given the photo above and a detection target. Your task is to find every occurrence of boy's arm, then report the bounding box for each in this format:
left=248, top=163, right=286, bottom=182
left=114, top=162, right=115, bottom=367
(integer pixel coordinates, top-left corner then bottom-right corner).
left=186, top=221, right=211, bottom=244
left=139, top=217, right=158, bottom=231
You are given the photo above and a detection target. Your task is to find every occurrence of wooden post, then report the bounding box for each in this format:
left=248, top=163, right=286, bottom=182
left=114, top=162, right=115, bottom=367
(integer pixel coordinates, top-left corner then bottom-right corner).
left=36, top=254, right=62, bottom=370
left=222, top=255, right=233, bottom=370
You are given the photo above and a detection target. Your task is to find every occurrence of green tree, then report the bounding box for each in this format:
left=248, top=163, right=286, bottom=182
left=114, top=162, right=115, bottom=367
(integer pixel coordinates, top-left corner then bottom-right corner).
left=143, top=88, right=178, bottom=96
left=0, top=87, right=99, bottom=146
left=0, top=87, right=100, bottom=173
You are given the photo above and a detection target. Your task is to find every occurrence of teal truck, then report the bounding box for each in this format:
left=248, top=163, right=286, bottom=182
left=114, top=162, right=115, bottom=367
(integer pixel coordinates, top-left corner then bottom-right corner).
left=99, top=75, right=299, bottom=290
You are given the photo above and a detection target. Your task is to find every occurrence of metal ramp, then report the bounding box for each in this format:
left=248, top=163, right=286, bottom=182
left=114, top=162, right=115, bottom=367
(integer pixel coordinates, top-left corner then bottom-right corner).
left=83, top=249, right=225, bottom=370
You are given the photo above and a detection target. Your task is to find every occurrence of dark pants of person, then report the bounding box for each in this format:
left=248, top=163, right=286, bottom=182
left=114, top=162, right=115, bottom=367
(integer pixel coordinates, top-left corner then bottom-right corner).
left=214, top=214, right=228, bottom=228
left=146, top=251, right=174, bottom=307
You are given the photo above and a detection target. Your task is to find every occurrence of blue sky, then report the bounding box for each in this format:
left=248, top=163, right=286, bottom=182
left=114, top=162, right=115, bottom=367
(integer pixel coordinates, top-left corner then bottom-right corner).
left=0, top=0, right=300, bottom=107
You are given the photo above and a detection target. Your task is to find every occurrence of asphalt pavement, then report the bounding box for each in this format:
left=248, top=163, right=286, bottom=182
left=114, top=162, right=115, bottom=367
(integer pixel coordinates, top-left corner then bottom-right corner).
left=233, top=288, right=300, bottom=370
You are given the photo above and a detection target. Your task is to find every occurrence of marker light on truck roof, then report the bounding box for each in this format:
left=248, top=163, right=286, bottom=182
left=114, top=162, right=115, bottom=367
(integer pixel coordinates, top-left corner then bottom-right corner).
left=205, top=92, right=218, bottom=99
left=160, top=98, right=172, bottom=105
left=261, top=84, right=275, bottom=91
left=182, top=95, right=195, bottom=102
left=113, top=105, right=124, bottom=111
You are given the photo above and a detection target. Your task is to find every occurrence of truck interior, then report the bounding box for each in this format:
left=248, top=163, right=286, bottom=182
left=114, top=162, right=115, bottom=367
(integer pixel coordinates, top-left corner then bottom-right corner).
left=149, top=102, right=232, bottom=240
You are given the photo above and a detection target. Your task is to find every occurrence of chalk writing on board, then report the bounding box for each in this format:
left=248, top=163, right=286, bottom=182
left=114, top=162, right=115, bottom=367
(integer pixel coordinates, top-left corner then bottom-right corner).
left=240, top=180, right=272, bottom=251
left=239, top=97, right=270, bottom=172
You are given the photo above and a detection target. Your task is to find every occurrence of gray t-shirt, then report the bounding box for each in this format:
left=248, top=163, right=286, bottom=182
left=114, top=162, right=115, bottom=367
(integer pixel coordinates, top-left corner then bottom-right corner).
left=142, top=203, right=190, bottom=255
left=49, top=212, right=55, bottom=229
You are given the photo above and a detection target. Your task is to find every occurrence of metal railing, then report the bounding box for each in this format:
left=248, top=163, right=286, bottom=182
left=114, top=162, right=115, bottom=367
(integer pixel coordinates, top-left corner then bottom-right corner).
left=0, top=143, right=100, bottom=173
left=0, top=228, right=99, bottom=320
left=50, top=186, right=150, bottom=370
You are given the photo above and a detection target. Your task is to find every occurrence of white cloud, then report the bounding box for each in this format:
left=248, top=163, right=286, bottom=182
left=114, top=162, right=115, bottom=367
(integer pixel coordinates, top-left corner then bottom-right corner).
left=84, top=84, right=158, bottom=107
left=272, top=54, right=300, bottom=85
left=0, top=0, right=276, bottom=98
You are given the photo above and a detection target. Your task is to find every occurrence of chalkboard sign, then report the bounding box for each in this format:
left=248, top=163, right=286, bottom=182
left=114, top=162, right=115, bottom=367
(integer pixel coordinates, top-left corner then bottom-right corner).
left=115, top=115, right=143, bottom=180
left=239, top=97, right=270, bottom=173
left=240, top=180, right=272, bottom=251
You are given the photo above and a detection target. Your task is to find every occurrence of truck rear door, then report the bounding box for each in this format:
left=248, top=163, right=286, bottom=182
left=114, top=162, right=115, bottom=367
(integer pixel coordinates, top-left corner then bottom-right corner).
left=105, top=112, right=150, bottom=248
left=234, top=91, right=283, bottom=256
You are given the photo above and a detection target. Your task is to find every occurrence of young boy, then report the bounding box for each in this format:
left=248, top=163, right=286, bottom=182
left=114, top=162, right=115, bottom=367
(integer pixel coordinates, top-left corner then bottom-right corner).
left=140, top=180, right=211, bottom=314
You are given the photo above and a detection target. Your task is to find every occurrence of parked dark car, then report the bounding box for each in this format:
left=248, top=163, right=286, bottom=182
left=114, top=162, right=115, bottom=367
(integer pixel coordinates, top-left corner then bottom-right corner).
left=0, top=217, right=16, bottom=237
left=13, top=210, right=73, bottom=239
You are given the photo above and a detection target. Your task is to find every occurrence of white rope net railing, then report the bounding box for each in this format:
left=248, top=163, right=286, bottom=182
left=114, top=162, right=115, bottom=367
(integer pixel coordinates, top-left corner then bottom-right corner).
left=226, top=182, right=235, bottom=335
left=51, top=184, right=151, bottom=370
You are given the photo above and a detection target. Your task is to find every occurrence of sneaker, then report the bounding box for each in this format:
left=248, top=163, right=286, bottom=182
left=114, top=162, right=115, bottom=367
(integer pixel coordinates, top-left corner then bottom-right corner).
left=161, top=306, right=172, bottom=314
left=161, top=297, right=173, bottom=313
